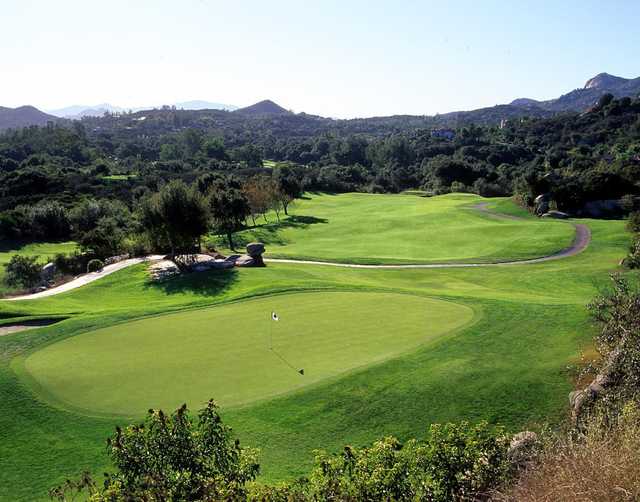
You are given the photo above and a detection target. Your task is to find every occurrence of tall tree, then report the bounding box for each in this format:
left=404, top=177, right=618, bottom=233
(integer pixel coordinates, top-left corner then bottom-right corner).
left=208, top=185, right=250, bottom=250
left=141, top=180, right=209, bottom=257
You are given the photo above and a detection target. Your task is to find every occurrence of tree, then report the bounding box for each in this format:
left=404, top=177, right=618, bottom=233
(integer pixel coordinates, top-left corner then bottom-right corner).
left=49, top=401, right=260, bottom=502
left=208, top=186, right=250, bottom=249
left=4, top=254, right=42, bottom=289
left=242, top=176, right=271, bottom=225
left=274, top=167, right=302, bottom=215
left=140, top=181, right=209, bottom=257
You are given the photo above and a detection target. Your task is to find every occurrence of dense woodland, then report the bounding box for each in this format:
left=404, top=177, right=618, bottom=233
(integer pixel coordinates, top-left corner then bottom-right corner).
left=1, top=93, right=639, bottom=258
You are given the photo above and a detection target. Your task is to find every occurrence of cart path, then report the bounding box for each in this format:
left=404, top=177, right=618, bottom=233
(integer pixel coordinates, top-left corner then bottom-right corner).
left=2, top=206, right=590, bottom=300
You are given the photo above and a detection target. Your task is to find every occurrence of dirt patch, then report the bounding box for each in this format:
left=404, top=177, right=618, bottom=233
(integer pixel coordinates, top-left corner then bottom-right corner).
left=0, top=318, right=64, bottom=336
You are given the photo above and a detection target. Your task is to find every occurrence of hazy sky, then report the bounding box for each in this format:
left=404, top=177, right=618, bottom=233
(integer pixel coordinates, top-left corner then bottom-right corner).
left=2, top=0, right=638, bottom=118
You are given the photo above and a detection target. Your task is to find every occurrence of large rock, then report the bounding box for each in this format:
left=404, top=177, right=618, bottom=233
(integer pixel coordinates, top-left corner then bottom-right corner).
left=245, top=242, right=266, bottom=266
left=246, top=242, right=265, bottom=257
left=234, top=255, right=255, bottom=267
left=541, top=210, right=569, bottom=219
left=149, top=259, right=180, bottom=281
left=41, top=262, right=56, bottom=279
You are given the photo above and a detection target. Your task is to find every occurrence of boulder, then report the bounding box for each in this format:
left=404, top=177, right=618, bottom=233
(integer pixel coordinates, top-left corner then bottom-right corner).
left=234, top=254, right=255, bottom=267
left=508, top=431, right=538, bottom=468
left=246, top=242, right=265, bottom=257
left=541, top=210, right=569, bottom=219
left=245, top=242, right=266, bottom=266
left=41, top=262, right=56, bottom=279
left=224, top=254, right=241, bottom=263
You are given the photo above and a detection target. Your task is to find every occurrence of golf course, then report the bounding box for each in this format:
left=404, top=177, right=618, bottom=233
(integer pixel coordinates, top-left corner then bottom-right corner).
left=0, top=193, right=631, bottom=500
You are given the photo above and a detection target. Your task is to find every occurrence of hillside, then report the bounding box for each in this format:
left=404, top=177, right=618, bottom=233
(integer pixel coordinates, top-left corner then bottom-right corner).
left=510, top=72, right=640, bottom=113
left=0, top=105, right=61, bottom=131
left=235, top=99, right=291, bottom=116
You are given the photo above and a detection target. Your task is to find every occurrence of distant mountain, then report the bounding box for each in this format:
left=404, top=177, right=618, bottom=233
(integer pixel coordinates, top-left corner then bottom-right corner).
left=173, top=100, right=237, bottom=111
left=48, top=101, right=237, bottom=119
left=47, top=103, right=124, bottom=118
left=0, top=105, right=62, bottom=131
left=509, top=72, right=640, bottom=113
left=235, top=100, right=291, bottom=116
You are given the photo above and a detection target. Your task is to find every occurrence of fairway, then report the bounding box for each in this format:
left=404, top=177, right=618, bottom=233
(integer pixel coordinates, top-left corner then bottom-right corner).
left=22, top=291, right=474, bottom=417
left=230, top=193, right=576, bottom=264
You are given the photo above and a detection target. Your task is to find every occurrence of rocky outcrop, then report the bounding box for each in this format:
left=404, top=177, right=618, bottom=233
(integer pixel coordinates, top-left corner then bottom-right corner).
left=234, top=255, right=255, bottom=267
left=508, top=431, right=538, bottom=468
left=149, top=260, right=181, bottom=281
left=570, top=346, right=621, bottom=425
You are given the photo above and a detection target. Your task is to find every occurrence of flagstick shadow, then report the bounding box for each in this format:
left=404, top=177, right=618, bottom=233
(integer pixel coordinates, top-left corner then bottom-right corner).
left=270, top=348, right=304, bottom=376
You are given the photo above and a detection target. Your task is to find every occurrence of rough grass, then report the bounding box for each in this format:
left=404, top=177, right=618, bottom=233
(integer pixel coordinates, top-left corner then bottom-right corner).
left=217, top=193, right=575, bottom=264
left=501, top=407, right=640, bottom=501
left=0, top=241, right=77, bottom=297
left=0, top=195, right=632, bottom=500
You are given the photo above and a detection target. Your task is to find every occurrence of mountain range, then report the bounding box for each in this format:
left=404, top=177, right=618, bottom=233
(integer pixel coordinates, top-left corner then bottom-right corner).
left=1, top=72, right=639, bottom=131
left=46, top=100, right=238, bottom=119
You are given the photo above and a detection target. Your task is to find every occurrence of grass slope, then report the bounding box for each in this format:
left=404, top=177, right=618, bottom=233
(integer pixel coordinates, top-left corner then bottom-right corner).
left=222, top=193, right=575, bottom=264
left=0, top=195, right=632, bottom=500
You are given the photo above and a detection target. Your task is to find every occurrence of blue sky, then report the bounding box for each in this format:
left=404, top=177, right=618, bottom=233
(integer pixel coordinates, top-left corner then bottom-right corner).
left=2, top=0, right=638, bottom=118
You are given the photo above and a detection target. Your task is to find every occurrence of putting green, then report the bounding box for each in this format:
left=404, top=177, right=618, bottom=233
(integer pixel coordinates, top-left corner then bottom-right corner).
left=22, top=292, right=475, bottom=417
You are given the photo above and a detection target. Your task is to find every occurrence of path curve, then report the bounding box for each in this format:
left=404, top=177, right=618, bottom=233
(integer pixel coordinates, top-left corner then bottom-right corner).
left=4, top=255, right=165, bottom=301
left=2, top=206, right=590, bottom=301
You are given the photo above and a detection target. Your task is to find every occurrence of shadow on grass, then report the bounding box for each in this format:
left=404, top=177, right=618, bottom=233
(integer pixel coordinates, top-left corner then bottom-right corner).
left=144, top=268, right=239, bottom=297
left=228, top=215, right=329, bottom=248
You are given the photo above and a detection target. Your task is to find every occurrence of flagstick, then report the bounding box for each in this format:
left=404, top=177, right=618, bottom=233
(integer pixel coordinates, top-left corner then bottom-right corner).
left=269, top=312, right=273, bottom=350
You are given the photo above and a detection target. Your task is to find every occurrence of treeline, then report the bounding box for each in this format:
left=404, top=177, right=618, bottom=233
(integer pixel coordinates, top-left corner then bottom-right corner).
left=0, top=169, right=301, bottom=263
left=1, top=93, right=639, bottom=231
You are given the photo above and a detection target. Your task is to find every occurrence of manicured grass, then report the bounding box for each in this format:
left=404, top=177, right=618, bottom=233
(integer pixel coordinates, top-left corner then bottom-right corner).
left=21, top=292, right=473, bottom=417
left=222, top=193, right=575, bottom=264
left=0, top=195, right=632, bottom=500
left=0, top=241, right=77, bottom=297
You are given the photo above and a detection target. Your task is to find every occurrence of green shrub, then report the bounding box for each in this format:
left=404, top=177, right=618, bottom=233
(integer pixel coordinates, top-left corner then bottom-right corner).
left=251, top=421, right=510, bottom=501
left=625, top=236, right=640, bottom=269
left=628, top=211, right=640, bottom=234
left=86, top=259, right=104, bottom=273
left=3, top=254, right=42, bottom=289
left=49, top=401, right=260, bottom=502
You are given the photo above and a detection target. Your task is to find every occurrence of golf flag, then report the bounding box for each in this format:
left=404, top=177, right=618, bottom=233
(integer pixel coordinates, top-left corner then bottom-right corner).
left=272, top=312, right=279, bottom=321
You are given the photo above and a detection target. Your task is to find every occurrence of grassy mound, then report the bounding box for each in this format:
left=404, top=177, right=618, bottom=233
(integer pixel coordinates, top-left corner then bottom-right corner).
left=226, top=193, right=575, bottom=264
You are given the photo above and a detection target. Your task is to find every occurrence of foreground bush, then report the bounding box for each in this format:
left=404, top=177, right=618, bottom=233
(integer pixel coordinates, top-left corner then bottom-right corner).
left=50, top=401, right=259, bottom=501
left=51, top=404, right=509, bottom=502
left=252, top=421, right=510, bottom=501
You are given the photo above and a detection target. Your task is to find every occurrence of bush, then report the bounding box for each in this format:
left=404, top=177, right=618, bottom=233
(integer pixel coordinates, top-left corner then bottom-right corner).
left=251, top=421, right=510, bottom=501
left=3, top=254, right=42, bottom=289
left=49, top=401, right=260, bottom=502
left=624, top=236, right=640, bottom=269
left=86, top=259, right=104, bottom=273
left=628, top=211, right=640, bottom=233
